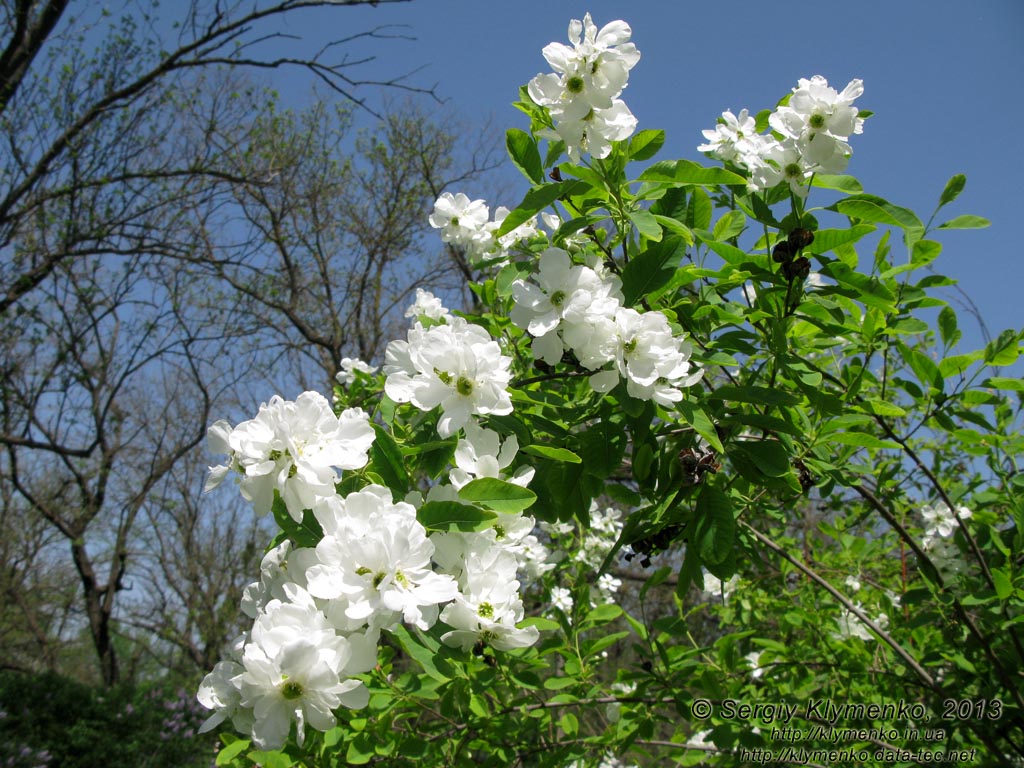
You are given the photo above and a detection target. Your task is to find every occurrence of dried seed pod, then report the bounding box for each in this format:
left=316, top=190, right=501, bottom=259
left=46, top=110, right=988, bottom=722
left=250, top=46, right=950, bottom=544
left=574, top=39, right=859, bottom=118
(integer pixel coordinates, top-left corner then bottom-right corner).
left=772, top=241, right=793, bottom=263
left=787, top=227, right=815, bottom=249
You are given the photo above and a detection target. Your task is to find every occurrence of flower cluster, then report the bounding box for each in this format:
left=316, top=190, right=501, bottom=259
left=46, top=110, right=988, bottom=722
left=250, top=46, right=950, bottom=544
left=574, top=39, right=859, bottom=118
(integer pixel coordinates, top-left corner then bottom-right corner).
left=383, top=313, right=514, bottom=438
left=200, top=284, right=553, bottom=748
left=428, top=193, right=538, bottom=266
left=204, top=392, right=374, bottom=522
left=699, top=75, right=864, bottom=196
left=528, top=13, right=640, bottom=162
left=834, top=602, right=889, bottom=642
left=920, top=501, right=972, bottom=577
left=511, top=246, right=702, bottom=405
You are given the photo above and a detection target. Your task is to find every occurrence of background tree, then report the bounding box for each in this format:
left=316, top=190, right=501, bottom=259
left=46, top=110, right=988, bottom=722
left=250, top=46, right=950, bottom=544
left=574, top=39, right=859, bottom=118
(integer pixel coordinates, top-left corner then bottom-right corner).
left=194, top=96, right=502, bottom=393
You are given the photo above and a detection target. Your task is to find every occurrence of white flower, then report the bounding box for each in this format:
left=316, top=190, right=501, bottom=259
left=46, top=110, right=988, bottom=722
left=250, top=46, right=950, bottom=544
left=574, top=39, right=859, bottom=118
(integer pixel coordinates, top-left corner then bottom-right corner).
left=429, top=192, right=491, bottom=251
left=205, top=393, right=375, bottom=522
left=528, top=13, right=640, bottom=120
left=844, top=575, right=861, bottom=592
left=197, top=659, right=251, bottom=736
left=240, top=540, right=319, bottom=620
left=589, top=307, right=703, bottom=405
left=686, top=729, right=712, bottom=749
left=744, top=650, right=765, bottom=679
left=511, top=246, right=622, bottom=367
left=335, top=357, right=378, bottom=386
left=404, top=288, right=452, bottom=324
left=597, top=573, right=621, bottom=603
left=449, top=421, right=533, bottom=490
left=236, top=586, right=375, bottom=750
left=550, top=586, right=572, bottom=613
left=698, top=109, right=760, bottom=164
left=921, top=534, right=965, bottom=577
left=384, top=318, right=513, bottom=438
left=701, top=569, right=739, bottom=602
left=305, top=485, right=459, bottom=632
left=770, top=76, right=863, bottom=174
left=544, top=99, right=639, bottom=163
left=439, top=563, right=540, bottom=651
left=921, top=501, right=972, bottom=538
left=529, top=14, right=641, bottom=163
left=833, top=602, right=887, bottom=642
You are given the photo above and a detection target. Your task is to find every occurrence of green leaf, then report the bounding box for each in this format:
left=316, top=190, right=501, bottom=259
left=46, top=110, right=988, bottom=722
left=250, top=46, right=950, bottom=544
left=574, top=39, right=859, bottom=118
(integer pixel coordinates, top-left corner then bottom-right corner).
left=709, top=384, right=801, bottom=407
left=911, top=239, right=942, bottom=267
left=458, top=477, right=537, bottom=514
left=937, top=214, right=990, bottom=230
left=520, top=616, right=561, bottom=631
left=937, top=306, right=960, bottom=349
left=577, top=421, right=627, bottom=478
left=831, top=194, right=924, bottom=234
left=985, top=376, right=1024, bottom=392
left=653, top=214, right=694, bottom=245
left=712, top=209, right=746, bottom=241
left=628, top=129, right=665, bottom=161
left=628, top=208, right=662, bottom=241
left=694, top=230, right=748, bottom=265
left=583, top=603, right=623, bottom=625
left=901, top=345, right=943, bottom=391
left=695, top=486, right=735, bottom=566
left=687, top=187, right=712, bottom=231
left=369, top=424, right=409, bottom=496
left=811, top=174, right=863, bottom=193
left=939, top=174, right=966, bottom=207
left=637, top=159, right=746, bottom=186
left=246, top=751, right=295, bottom=768
left=993, top=569, right=1013, bottom=601
left=271, top=494, right=324, bottom=549
left=677, top=400, right=723, bottom=452
left=939, top=350, right=984, bottom=378
left=806, top=224, right=876, bottom=256
left=984, top=329, right=1021, bottom=367
left=826, top=432, right=899, bottom=450
left=345, top=734, right=375, bottom=765
left=417, top=500, right=496, bottom=532
left=520, top=444, right=582, bottom=463
left=731, top=440, right=790, bottom=478
left=496, top=180, right=590, bottom=236
left=861, top=399, right=907, bottom=417
left=506, top=128, right=543, bottom=184
left=621, top=235, right=686, bottom=305
left=216, top=740, right=251, bottom=765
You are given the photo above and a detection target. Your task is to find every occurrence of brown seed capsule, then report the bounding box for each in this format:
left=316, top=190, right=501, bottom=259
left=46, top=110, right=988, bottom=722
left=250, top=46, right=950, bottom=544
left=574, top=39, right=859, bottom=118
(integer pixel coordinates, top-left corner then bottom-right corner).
left=787, top=228, right=815, bottom=249
left=782, top=255, right=812, bottom=282
left=772, top=241, right=793, bottom=263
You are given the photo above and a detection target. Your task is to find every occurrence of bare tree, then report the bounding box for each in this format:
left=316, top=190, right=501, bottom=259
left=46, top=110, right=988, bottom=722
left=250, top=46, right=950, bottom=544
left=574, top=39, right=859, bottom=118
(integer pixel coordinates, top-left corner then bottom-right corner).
left=0, top=0, right=429, bottom=315
left=119, top=448, right=269, bottom=679
left=0, top=0, right=503, bottom=687
left=193, top=97, right=502, bottom=393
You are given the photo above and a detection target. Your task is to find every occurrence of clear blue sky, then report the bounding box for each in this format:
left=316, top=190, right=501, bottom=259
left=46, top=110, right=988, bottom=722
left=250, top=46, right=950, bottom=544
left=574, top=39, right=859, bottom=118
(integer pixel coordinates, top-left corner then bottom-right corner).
left=263, top=0, right=1023, bottom=359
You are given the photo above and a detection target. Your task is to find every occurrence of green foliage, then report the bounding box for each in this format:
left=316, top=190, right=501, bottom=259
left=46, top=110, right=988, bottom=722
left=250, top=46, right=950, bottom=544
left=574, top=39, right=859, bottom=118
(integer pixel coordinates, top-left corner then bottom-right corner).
left=0, top=671, right=212, bottom=768
left=216, top=77, right=1024, bottom=768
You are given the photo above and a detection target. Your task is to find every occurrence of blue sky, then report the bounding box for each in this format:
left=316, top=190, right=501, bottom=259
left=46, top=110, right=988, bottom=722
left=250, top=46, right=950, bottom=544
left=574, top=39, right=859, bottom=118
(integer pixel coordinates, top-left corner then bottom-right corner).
left=265, top=0, right=1022, bottom=358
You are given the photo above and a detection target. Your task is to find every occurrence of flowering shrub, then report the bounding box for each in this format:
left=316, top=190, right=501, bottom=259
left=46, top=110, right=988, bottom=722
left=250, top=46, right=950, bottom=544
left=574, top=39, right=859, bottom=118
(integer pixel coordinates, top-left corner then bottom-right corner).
left=199, top=11, right=1023, bottom=767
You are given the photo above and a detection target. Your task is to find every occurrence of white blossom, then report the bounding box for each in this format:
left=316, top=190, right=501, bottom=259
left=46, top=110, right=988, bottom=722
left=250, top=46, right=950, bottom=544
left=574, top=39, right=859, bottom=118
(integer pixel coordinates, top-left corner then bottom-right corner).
left=404, top=288, right=452, bottom=324
left=335, top=357, right=378, bottom=386
left=921, top=501, right=972, bottom=539
left=384, top=318, right=513, bottom=438
left=529, top=13, right=641, bottom=163
left=429, top=192, right=491, bottom=251
left=305, top=485, right=459, bottom=632
left=205, top=393, right=375, bottom=522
